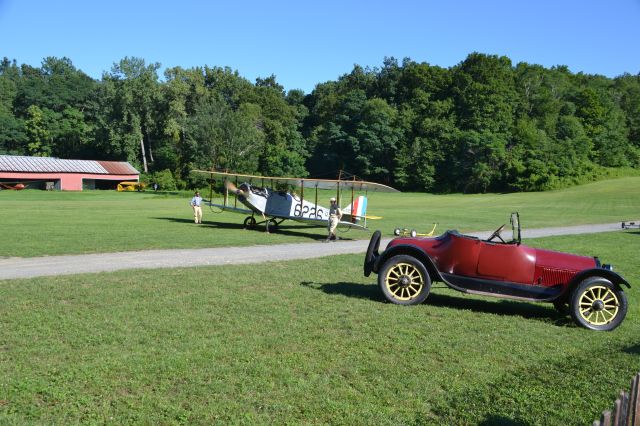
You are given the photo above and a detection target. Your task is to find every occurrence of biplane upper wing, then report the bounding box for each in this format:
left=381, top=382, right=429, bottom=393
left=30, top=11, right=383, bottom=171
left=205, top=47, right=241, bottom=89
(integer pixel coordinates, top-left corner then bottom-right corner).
left=191, top=170, right=400, bottom=193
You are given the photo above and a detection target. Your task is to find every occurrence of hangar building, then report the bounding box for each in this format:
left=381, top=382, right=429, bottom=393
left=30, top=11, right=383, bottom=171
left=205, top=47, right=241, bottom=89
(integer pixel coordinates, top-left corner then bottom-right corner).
left=0, top=155, right=139, bottom=191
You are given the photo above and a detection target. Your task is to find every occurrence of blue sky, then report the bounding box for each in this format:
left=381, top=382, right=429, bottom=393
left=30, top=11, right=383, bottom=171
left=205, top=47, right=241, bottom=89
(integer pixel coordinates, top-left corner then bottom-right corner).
left=1, top=0, right=638, bottom=93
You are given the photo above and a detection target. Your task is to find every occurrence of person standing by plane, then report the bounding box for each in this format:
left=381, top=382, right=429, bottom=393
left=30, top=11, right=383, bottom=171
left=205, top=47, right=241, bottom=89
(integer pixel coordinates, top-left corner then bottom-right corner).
left=191, top=191, right=203, bottom=224
left=325, top=197, right=342, bottom=242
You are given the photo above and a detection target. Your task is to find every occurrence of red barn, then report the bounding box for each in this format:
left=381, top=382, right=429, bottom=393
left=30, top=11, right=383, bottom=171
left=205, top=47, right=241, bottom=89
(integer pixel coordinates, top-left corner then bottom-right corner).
left=0, top=155, right=139, bottom=191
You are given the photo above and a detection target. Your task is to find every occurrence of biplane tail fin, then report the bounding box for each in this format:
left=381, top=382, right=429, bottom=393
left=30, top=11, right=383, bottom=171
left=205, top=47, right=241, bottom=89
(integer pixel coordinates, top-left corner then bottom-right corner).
left=344, top=195, right=368, bottom=224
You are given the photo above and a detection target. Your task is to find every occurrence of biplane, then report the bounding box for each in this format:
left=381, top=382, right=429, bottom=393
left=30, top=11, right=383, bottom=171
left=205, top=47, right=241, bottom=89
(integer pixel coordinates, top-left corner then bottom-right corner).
left=0, top=182, right=26, bottom=190
left=191, top=170, right=399, bottom=232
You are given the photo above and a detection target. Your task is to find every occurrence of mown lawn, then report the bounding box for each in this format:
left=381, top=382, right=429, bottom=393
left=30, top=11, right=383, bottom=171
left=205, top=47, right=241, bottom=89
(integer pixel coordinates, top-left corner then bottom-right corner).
left=1, top=231, right=638, bottom=424
left=1, top=177, right=640, bottom=257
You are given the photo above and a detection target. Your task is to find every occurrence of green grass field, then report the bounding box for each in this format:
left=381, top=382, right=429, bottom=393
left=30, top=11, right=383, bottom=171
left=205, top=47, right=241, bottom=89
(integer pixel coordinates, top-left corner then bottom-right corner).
left=1, top=176, right=640, bottom=257
left=1, top=231, right=638, bottom=424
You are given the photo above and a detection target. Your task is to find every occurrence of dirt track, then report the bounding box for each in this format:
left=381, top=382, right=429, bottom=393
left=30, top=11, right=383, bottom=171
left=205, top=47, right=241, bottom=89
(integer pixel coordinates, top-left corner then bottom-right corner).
left=0, top=222, right=624, bottom=280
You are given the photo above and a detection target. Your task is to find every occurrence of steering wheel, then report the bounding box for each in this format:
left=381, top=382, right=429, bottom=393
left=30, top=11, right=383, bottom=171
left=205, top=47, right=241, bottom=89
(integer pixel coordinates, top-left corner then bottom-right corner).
left=487, top=224, right=506, bottom=243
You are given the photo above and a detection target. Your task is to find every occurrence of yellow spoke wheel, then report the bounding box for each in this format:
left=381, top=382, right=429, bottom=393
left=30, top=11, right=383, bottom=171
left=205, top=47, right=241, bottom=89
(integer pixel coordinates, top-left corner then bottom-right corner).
left=385, top=263, right=424, bottom=301
left=577, top=285, right=619, bottom=326
left=378, top=255, right=431, bottom=305
left=570, top=277, right=627, bottom=331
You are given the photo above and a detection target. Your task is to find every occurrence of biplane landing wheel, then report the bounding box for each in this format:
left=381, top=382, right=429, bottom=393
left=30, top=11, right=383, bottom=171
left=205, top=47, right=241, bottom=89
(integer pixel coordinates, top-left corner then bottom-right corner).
left=266, top=219, right=279, bottom=232
left=244, top=216, right=257, bottom=229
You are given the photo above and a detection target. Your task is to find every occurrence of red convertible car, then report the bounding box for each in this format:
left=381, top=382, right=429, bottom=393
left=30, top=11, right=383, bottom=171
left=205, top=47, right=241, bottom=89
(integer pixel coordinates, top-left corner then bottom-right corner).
left=364, top=213, right=629, bottom=331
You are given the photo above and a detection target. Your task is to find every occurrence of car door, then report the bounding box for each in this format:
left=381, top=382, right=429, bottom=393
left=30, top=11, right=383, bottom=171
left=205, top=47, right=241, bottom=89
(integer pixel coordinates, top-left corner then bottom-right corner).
left=476, top=242, right=536, bottom=284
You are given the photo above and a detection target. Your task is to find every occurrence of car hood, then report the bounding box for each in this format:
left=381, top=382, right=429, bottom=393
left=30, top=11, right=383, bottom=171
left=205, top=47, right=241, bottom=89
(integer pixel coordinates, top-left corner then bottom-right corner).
left=534, top=247, right=597, bottom=270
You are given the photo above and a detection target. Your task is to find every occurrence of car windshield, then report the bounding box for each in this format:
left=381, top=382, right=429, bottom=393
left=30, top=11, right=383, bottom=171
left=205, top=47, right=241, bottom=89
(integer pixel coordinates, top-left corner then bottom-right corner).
left=510, top=212, right=521, bottom=243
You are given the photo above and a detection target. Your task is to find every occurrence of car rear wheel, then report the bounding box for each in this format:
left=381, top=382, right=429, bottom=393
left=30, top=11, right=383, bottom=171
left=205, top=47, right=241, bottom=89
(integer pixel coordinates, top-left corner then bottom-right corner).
left=570, top=277, right=627, bottom=331
left=378, top=255, right=431, bottom=305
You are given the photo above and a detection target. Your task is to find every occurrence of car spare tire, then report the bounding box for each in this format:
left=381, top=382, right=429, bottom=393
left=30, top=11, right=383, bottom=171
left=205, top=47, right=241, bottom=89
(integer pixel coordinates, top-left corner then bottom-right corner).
left=364, top=230, right=381, bottom=277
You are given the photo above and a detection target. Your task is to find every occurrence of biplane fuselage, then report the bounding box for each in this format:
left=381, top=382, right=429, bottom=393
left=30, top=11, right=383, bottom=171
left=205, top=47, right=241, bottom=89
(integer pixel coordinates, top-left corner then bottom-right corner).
left=236, top=182, right=366, bottom=225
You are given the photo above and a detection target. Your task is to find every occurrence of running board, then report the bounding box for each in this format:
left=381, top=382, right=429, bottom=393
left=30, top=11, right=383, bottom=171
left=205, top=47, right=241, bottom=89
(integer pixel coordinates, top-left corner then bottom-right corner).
left=440, top=273, right=563, bottom=302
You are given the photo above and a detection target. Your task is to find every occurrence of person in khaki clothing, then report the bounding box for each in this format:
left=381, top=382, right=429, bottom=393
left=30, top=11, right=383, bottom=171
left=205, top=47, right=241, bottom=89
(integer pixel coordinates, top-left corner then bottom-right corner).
left=191, top=191, right=203, bottom=224
left=325, top=197, right=342, bottom=242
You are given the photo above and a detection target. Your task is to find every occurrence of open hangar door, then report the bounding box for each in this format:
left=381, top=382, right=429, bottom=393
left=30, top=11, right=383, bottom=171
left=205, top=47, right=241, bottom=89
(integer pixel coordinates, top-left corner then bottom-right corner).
left=0, top=178, right=59, bottom=190
left=83, top=179, right=120, bottom=190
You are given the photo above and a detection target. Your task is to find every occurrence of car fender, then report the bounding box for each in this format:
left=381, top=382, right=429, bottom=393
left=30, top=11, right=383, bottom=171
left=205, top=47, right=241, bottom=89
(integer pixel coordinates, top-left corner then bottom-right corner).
left=375, top=244, right=443, bottom=282
left=561, top=268, right=631, bottom=300
left=573, top=268, right=630, bottom=288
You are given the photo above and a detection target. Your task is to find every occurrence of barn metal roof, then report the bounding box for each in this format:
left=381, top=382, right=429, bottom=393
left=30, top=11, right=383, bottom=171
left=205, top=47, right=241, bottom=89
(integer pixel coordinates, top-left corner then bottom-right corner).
left=0, top=155, right=139, bottom=175
left=97, top=161, right=139, bottom=175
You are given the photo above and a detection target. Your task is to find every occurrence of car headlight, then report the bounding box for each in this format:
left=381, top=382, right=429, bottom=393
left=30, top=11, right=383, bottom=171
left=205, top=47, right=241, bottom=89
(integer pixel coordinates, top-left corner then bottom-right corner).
left=603, top=264, right=613, bottom=271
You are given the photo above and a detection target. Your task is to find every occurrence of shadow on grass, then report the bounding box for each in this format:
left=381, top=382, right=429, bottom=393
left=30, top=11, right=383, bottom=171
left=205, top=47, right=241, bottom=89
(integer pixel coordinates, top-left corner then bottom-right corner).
left=478, top=416, right=528, bottom=426
left=623, top=344, right=640, bottom=355
left=426, top=292, right=572, bottom=326
left=300, top=281, right=386, bottom=302
left=301, top=281, right=573, bottom=327
left=152, top=216, right=344, bottom=241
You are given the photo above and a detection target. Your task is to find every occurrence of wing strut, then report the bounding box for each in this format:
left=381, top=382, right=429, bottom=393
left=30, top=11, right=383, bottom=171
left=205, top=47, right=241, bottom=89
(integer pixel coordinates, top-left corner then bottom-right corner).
left=314, top=183, right=319, bottom=217
left=234, top=176, right=239, bottom=208
left=350, top=175, right=355, bottom=223
left=208, top=171, right=214, bottom=205
left=300, top=179, right=305, bottom=217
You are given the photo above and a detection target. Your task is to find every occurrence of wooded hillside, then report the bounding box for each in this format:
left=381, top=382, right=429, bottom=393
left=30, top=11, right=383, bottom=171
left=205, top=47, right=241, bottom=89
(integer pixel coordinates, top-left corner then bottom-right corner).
left=1, top=54, right=638, bottom=192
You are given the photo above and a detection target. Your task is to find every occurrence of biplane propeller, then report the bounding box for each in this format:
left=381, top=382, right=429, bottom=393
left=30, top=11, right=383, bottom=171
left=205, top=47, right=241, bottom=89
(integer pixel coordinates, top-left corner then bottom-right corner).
left=191, top=170, right=399, bottom=233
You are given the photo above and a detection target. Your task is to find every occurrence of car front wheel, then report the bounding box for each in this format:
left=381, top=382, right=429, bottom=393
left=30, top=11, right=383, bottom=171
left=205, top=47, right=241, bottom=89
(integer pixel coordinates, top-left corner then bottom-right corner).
left=378, top=255, right=431, bottom=305
left=570, top=277, right=627, bottom=331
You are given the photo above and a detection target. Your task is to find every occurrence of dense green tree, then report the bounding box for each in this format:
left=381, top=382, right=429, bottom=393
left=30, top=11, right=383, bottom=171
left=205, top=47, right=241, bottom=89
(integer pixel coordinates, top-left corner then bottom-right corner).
left=574, top=87, right=631, bottom=166
left=452, top=53, right=517, bottom=135
left=186, top=96, right=264, bottom=173
left=248, top=77, right=308, bottom=177
left=0, top=59, right=26, bottom=153
left=25, top=105, right=51, bottom=156
left=54, top=107, right=92, bottom=158
left=160, top=66, right=207, bottom=174
left=615, top=74, right=640, bottom=149
left=100, top=57, right=163, bottom=171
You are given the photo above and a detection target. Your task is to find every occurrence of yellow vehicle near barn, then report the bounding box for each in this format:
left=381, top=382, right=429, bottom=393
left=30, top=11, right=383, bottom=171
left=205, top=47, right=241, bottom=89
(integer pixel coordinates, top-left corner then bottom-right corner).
left=117, top=181, right=146, bottom=192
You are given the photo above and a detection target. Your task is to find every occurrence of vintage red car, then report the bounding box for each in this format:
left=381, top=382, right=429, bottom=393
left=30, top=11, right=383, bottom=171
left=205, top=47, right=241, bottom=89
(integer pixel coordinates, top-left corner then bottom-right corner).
left=364, top=213, right=629, bottom=331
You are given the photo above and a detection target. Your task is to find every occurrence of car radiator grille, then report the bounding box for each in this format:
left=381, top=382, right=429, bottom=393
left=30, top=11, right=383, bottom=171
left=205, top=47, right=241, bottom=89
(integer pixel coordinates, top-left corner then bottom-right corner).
left=537, top=267, right=577, bottom=286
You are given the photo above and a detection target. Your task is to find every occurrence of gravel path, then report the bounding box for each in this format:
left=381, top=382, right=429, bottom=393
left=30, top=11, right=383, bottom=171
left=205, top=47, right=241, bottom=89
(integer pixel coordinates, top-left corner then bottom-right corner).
left=0, top=222, right=624, bottom=280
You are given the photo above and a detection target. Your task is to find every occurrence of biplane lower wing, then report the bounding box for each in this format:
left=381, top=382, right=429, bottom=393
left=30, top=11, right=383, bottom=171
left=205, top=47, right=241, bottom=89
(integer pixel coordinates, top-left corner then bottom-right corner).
left=205, top=200, right=254, bottom=215
left=288, top=215, right=368, bottom=230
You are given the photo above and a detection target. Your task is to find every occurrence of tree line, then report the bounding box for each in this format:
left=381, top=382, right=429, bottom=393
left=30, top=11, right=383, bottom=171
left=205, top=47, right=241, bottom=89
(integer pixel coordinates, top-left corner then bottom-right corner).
left=1, top=54, right=638, bottom=192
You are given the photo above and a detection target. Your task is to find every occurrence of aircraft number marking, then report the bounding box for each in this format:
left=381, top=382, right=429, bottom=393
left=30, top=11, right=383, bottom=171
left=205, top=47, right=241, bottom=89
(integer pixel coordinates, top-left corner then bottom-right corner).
left=294, top=203, right=324, bottom=219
